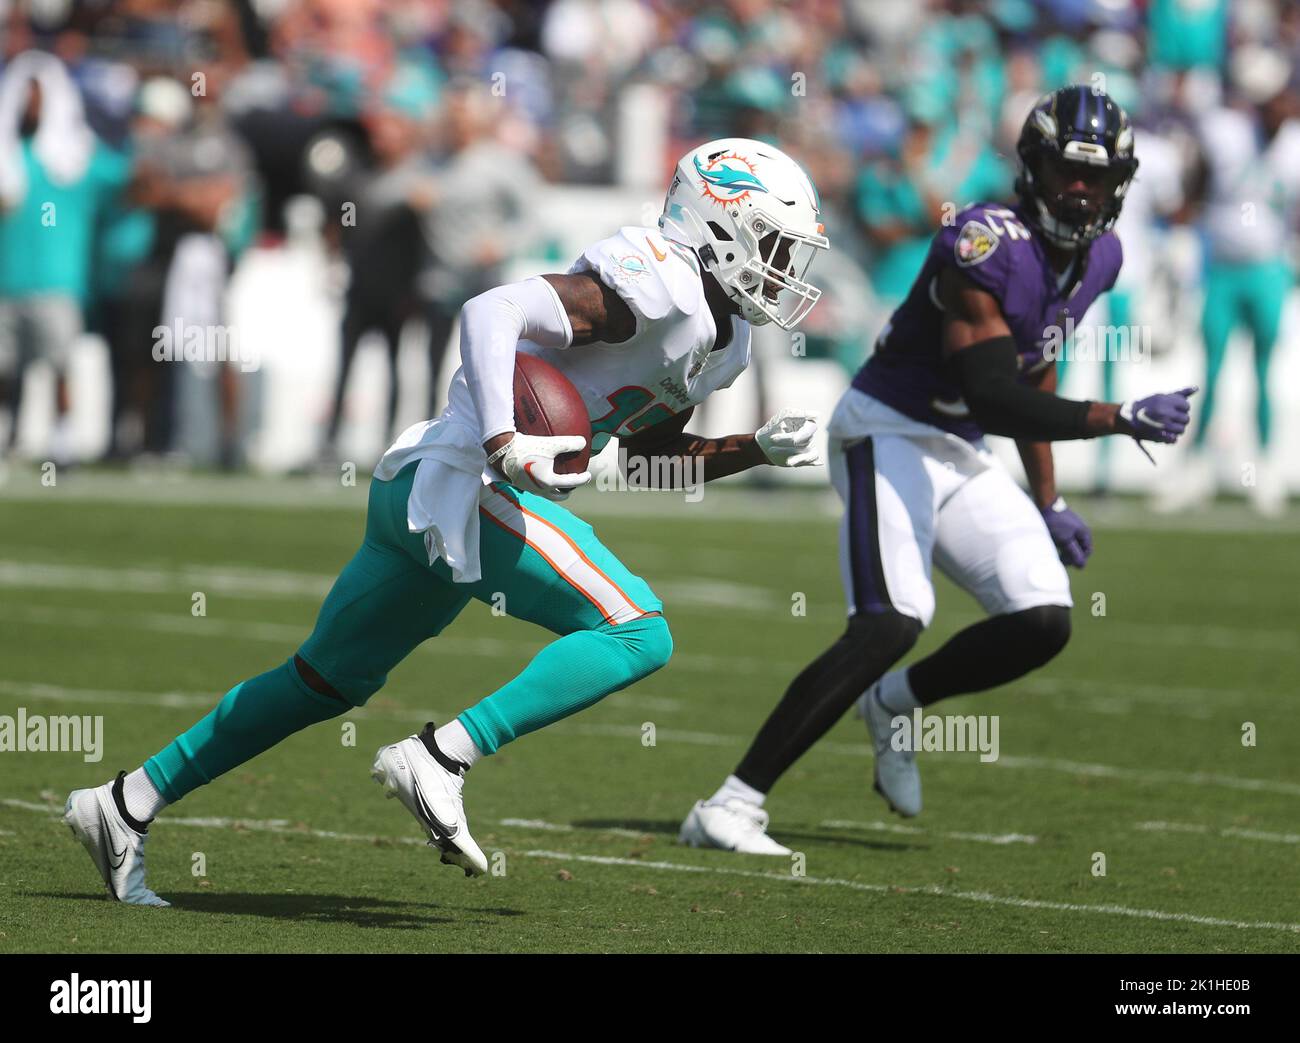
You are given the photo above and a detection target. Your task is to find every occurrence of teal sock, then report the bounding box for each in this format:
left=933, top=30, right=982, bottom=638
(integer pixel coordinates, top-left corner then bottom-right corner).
left=459, top=614, right=673, bottom=754
left=144, top=659, right=348, bottom=803
left=1254, top=354, right=1274, bottom=448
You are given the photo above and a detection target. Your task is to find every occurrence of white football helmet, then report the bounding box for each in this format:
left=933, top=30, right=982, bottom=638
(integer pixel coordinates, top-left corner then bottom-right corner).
left=659, top=138, right=829, bottom=330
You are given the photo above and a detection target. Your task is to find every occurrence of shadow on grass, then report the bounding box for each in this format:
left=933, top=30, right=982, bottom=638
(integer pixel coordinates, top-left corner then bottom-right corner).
left=764, top=829, right=919, bottom=853
left=25, top=891, right=525, bottom=930
left=573, top=819, right=919, bottom=853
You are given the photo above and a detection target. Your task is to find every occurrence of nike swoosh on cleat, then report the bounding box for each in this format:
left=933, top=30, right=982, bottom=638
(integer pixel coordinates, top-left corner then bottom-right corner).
left=411, top=781, right=460, bottom=840
left=99, top=807, right=128, bottom=870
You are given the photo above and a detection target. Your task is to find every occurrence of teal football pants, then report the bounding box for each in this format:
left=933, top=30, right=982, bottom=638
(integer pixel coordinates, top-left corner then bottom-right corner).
left=145, top=464, right=671, bottom=803
left=1196, top=259, right=1291, bottom=450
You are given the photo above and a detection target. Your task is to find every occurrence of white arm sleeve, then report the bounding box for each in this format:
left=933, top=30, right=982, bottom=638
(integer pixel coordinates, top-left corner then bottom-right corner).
left=459, top=276, right=574, bottom=443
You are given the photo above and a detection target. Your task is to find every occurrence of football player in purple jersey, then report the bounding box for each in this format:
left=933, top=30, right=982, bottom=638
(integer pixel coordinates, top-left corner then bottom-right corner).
left=683, top=86, right=1197, bottom=853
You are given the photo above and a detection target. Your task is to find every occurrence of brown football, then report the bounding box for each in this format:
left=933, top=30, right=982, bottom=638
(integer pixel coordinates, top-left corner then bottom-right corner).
left=512, top=352, right=592, bottom=474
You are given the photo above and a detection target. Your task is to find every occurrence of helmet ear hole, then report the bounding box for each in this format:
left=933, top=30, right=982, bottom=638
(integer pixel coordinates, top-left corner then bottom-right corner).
left=666, top=138, right=828, bottom=329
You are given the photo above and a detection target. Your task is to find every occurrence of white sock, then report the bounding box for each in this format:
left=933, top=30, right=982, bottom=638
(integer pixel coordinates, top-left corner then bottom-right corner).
left=707, top=773, right=766, bottom=808
left=434, top=719, right=483, bottom=768
left=49, top=415, right=75, bottom=464
left=877, top=669, right=920, bottom=716
left=122, top=767, right=167, bottom=823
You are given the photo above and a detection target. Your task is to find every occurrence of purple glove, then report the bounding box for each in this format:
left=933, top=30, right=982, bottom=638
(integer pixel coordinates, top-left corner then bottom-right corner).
left=1041, top=496, right=1092, bottom=569
left=1118, top=386, right=1197, bottom=443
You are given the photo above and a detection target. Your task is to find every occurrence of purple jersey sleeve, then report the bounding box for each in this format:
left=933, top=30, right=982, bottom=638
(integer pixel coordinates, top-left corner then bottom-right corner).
left=851, top=203, right=1120, bottom=443
left=934, top=206, right=1027, bottom=300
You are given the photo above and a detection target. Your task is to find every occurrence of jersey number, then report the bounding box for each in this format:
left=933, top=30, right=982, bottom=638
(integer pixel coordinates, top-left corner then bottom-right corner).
left=591, top=386, right=678, bottom=438
left=981, top=207, right=1030, bottom=240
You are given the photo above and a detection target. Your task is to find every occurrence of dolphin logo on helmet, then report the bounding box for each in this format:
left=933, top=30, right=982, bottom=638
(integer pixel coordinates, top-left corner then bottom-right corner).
left=661, top=138, right=829, bottom=330
left=693, top=154, right=770, bottom=202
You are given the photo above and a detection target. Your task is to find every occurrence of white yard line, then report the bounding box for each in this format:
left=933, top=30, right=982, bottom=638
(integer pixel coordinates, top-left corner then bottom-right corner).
left=0, top=604, right=310, bottom=644
left=0, top=559, right=333, bottom=599
left=572, top=723, right=1300, bottom=797
left=0, top=680, right=456, bottom=726
left=995, top=755, right=1300, bottom=798
left=5, top=680, right=1296, bottom=799
left=0, top=605, right=779, bottom=677
left=2, top=556, right=1297, bottom=655
left=9, top=798, right=428, bottom=846
left=497, top=818, right=648, bottom=839
left=1135, top=821, right=1300, bottom=845
left=0, top=680, right=216, bottom=709
left=519, top=850, right=1300, bottom=934
left=1020, top=676, right=1247, bottom=710
left=565, top=721, right=742, bottom=748
left=820, top=819, right=1038, bottom=845
left=0, top=560, right=784, bottom=618
left=1, top=594, right=1279, bottom=710
left=2, top=469, right=1296, bottom=534
left=6, top=797, right=1295, bottom=935
left=3, top=799, right=638, bottom=843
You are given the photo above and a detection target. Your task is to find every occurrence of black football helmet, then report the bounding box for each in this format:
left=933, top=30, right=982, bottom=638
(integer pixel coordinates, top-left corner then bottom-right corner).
left=1015, top=85, right=1139, bottom=250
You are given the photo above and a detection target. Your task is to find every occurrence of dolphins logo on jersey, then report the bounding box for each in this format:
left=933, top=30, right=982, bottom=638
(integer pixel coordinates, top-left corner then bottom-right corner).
left=614, top=253, right=651, bottom=281
left=695, top=152, right=769, bottom=207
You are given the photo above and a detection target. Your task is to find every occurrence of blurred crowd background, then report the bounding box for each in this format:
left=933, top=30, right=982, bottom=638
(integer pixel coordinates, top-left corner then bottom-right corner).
left=1, top=0, right=1298, bottom=511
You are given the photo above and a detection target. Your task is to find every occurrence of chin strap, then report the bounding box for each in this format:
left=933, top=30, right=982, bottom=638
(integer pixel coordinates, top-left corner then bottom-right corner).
left=1032, top=199, right=1083, bottom=249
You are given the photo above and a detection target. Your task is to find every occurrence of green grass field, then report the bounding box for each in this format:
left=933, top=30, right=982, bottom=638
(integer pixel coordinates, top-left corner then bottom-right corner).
left=1, top=469, right=1297, bottom=953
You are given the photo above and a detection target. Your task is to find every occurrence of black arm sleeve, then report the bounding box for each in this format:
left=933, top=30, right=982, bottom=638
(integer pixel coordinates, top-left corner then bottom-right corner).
left=950, top=337, right=1093, bottom=441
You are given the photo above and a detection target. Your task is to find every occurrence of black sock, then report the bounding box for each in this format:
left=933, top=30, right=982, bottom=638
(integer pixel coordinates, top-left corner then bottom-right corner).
left=735, top=610, right=921, bottom=794
left=111, top=771, right=150, bottom=835
left=418, top=722, right=469, bottom=775
left=908, top=605, right=1072, bottom=706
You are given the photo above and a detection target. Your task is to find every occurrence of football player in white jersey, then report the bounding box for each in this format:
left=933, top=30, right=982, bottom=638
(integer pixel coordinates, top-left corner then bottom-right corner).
left=63, top=139, right=829, bottom=903
left=1167, top=48, right=1300, bottom=515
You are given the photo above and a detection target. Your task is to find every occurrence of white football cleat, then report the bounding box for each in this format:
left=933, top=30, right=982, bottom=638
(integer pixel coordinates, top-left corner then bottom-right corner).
left=1248, top=457, right=1286, bottom=518
left=1151, top=452, right=1215, bottom=513
left=857, top=682, right=922, bottom=817
left=679, top=798, right=791, bottom=855
left=64, top=774, right=170, bottom=907
left=372, top=723, right=487, bottom=877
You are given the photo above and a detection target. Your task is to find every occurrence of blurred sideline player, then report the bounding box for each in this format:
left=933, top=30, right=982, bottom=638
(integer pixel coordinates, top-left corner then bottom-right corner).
left=64, top=138, right=829, bottom=903
left=683, top=87, right=1196, bottom=854
left=1160, top=47, right=1300, bottom=516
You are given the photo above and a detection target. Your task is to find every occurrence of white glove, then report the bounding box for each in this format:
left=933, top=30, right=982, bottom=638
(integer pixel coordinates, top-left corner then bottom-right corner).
left=756, top=408, right=822, bottom=467
left=487, top=433, right=592, bottom=501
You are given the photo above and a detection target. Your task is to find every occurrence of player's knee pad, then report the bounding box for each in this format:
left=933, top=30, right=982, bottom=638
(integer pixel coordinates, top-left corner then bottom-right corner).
left=292, top=654, right=350, bottom=705
left=632, top=612, right=674, bottom=674
left=599, top=612, right=673, bottom=680
left=291, top=649, right=379, bottom=707
left=845, top=608, right=923, bottom=665
left=1010, top=605, right=1072, bottom=665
